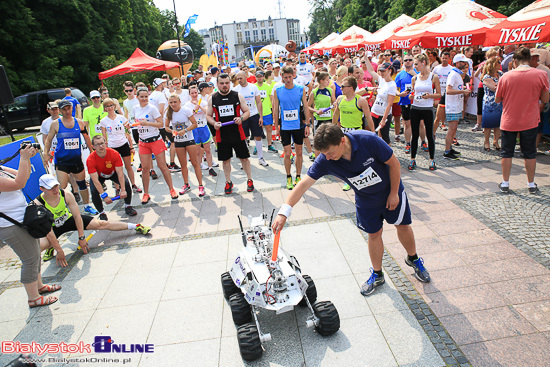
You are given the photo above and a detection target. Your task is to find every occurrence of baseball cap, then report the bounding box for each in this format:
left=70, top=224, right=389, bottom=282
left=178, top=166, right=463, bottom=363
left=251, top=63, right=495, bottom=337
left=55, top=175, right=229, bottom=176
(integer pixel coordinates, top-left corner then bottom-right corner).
left=194, top=70, right=202, bottom=74
left=273, top=63, right=281, bottom=68
left=39, top=174, right=60, bottom=189
left=378, top=62, right=392, bottom=72
left=198, top=77, right=205, bottom=82
left=316, top=59, right=324, bottom=64
left=207, top=82, right=215, bottom=88
left=152, top=78, right=164, bottom=88
left=453, top=54, right=469, bottom=64
left=392, top=60, right=401, bottom=70
left=255, top=70, right=264, bottom=76
left=47, top=101, right=58, bottom=109
left=58, top=100, right=73, bottom=109
left=530, top=48, right=541, bottom=56
left=198, top=82, right=209, bottom=91
left=89, top=90, right=101, bottom=98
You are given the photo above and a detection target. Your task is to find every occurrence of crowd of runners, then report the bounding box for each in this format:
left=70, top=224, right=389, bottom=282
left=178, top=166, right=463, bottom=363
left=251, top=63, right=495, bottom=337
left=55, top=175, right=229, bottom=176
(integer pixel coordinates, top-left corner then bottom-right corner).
left=1, top=43, right=549, bottom=307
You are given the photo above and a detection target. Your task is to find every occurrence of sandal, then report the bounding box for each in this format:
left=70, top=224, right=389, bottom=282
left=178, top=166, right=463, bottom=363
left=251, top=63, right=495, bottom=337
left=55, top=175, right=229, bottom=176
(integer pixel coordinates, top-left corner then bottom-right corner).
left=141, top=194, right=150, bottom=204
left=493, top=143, right=501, bottom=151
left=28, top=295, right=58, bottom=308
left=484, top=146, right=491, bottom=152
left=38, top=284, right=62, bottom=295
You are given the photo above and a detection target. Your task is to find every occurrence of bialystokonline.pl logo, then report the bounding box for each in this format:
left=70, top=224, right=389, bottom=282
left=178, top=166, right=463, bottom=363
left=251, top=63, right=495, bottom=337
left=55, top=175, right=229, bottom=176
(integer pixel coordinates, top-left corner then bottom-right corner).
left=2, top=336, right=154, bottom=363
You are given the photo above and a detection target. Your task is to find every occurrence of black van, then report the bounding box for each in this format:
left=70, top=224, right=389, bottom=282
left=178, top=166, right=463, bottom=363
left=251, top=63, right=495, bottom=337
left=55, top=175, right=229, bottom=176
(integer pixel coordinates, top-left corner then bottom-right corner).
left=0, top=87, right=89, bottom=132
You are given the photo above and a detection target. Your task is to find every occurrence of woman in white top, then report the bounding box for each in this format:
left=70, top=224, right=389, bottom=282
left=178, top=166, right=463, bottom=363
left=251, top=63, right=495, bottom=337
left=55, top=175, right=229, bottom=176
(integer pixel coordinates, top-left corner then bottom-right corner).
left=165, top=93, right=205, bottom=197
left=100, top=98, right=140, bottom=193
left=409, top=54, right=441, bottom=171
left=362, top=59, right=397, bottom=145
left=0, top=146, right=61, bottom=308
left=133, top=87, right=177, bottom=203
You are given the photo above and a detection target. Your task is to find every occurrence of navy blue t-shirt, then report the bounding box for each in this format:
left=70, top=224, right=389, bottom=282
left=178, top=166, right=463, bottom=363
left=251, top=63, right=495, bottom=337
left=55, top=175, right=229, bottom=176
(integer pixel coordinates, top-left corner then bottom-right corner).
left=307, top=131, right=398, bottom=208
left=63, top=96, right=81, bottom=117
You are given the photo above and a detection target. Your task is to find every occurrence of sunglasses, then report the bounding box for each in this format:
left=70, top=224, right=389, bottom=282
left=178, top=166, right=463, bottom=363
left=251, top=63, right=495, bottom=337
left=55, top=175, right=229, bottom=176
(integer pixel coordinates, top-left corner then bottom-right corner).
left=91, top=96, right=100, bottom=99
left=404, top=59, right=413, bottom=62
left=173, top=82, right=181, bottom=85
left=102, top=92, right=108, bottom=95
left=124, top=89, right=133, bottom=92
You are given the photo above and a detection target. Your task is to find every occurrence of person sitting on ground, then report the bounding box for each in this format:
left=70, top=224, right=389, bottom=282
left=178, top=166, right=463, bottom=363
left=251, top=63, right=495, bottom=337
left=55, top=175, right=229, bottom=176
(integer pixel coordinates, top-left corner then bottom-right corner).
left=38, top=174, right=151, bottom=267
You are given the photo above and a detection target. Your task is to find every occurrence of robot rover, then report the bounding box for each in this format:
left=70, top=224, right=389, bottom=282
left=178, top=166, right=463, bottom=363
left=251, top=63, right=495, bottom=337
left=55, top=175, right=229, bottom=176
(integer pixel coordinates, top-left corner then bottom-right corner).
left=221, top=212, right=340, bottom=361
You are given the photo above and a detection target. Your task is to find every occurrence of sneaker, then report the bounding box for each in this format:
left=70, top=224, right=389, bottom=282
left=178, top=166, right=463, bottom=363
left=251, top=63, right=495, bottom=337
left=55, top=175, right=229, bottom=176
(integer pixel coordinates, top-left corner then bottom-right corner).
left=209, top=168, right=218, bottom=177
left=198, top=185, right=205, bottom=197
left=170, top=188, right=178, bottom=199
left=268, top=145, right=278, bottom=153
left=73, top=192, right=81, bottom=203
left=43, top=248, right=55, bottom=262
left=201, top=162, right=209, bottom=170
left=394, top=135, right=401, bottom=142
left=168, top=163, right=180, bottom=172
left=179, top=184, right=191, bottom=195
left=137, top=164, right=142, bottom=172
left=528, top=184, right=539, bottom=194
left=259, top=157, right=269, bottom=167
left=224, top=181, right=233, bottom=195
left=253, top=148, right=257, bottom=155
left=286, top=177, right=294, bottom=190
left=452, top=138, right=460, bottom=146
left=408, top=160, right=416, bottom=171
left=132, top=184, right=142, bottom=193
left=421, top=142, right=428, bottom=152
left=405, top=144, right=411, bottom=154
left=499, top=183, right=510, bottom=193
left=141, top=194, right=150, bottom=204
left=99, top=213, right=108, bottom=221
left=472, top=125, right=483, bottom=132
left=443, top=151, right=460, bottom=160
left=125, top=206, right=137, bottom=216
left=212, top=161, right=219, bottom=168
left=84, top=205, right=98, bottom=215
left=342, top=183, right=351, bottom=191
left=309, top=152, right=316, bottom=162
left=450, top=148, right=461, bottom=156
left=360, top=269, right=385, bottom=296
left=294, top=176, right=301, bottom=186
left=441, top=124, right=448, bottom=131
left=135, top=224, right=151, bottom=235
left=429, top=160, right=437, bottom=171
left=390, top=121, right=395, bottom=129
left=151, top=170, right=158, bottom=180
left=247, top=179, right=254, bottom=192
left=399, top=127, right=404, bottom=134
left=405, top=257, right=431, bottom=283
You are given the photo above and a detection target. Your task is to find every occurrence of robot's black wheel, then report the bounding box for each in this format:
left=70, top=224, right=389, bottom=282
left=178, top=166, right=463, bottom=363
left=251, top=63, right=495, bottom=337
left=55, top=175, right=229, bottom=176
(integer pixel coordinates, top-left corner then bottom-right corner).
left=237, top=323, right=263, bottom=361
left=312, top=301, right=340, bottom=336
left=221, top=272, right=240, bottom=300
left=299, top=274, right=317, bottom=306
left=229, top=292, right=252, bottom=325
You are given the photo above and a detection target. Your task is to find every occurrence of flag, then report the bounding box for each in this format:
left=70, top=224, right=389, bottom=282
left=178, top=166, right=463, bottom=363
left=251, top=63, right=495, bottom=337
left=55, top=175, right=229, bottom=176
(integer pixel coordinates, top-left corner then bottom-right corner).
left=182, top=14, right=198, bottom=38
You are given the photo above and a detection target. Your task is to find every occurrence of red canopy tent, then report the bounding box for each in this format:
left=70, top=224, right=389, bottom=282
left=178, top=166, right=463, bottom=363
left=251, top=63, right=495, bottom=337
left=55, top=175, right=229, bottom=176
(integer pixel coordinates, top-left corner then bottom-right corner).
left=98, top=48, right=181, bottom=80
left=321, top=26, right=373, bottom=54
left=362, top=14, right=416, bottom=50
left=485, top=0, right=550, bottom=46
left=385, top=0, right=506, bottom=49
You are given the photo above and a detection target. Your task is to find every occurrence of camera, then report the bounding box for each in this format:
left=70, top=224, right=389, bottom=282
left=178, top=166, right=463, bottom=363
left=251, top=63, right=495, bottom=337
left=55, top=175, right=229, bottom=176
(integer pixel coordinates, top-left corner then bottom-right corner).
left=20, top=141, right=41, bottom=150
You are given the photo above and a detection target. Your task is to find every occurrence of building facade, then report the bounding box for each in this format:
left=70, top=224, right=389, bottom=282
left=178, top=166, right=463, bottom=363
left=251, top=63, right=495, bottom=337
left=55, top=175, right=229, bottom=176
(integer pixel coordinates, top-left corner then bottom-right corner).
left=204, top=17, right=300, bottom=63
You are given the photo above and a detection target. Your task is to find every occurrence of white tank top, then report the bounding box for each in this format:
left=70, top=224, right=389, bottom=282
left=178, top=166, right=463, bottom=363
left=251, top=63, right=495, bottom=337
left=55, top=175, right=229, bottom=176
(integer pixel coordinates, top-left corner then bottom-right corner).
left=412, top=72, right=434, bottom=108
left=0, top=168, right=27, bottom=227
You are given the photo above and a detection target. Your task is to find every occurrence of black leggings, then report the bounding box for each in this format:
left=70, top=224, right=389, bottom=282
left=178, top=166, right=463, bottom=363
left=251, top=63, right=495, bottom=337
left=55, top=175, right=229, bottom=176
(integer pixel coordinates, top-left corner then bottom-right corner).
left=371, top=115, right=391, bottom=145
left=89, top=174, right=132, bottom=213
left=410, top=107, right=435, bottom=159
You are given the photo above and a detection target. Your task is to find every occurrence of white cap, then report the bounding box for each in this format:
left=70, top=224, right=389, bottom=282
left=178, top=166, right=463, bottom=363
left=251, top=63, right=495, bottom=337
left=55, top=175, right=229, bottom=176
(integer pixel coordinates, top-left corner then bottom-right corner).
left=366, top=51, right=373, bottom=57
left=273, top=63, right=281, bottom=68
left=152, top=78, right=164, bottom=88
left=39, top=174, right=60, bottom=189
left=453, top=54, right=469, bottom=64
left=89, top=90, right=100, bottom=98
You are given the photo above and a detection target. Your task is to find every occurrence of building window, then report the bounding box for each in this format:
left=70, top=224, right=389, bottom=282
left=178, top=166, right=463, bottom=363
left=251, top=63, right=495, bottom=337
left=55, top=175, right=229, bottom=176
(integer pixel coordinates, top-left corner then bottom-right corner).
left=237, top=31, right=242, bottom=44
left=253, top=30, right=258, bottom=42
left=252, top=22, right=257, bottom=29
left=269, top=20, right=274, bottom=27
left=260, top=21, right=265, bottom=27
left=261, top=29, right=266, bottom=41
left=244, top=23, right=249, bottom=29
left=269, top=28, right=274, bottom=40
left=236, top=23, right=241, bottom=30
left=245, top=30, right=250, bottom=43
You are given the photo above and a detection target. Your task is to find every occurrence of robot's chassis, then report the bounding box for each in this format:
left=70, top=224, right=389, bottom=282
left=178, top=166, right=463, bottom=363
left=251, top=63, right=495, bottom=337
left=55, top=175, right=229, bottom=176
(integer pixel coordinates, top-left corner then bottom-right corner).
left=221, top=212, right=340, bottom=361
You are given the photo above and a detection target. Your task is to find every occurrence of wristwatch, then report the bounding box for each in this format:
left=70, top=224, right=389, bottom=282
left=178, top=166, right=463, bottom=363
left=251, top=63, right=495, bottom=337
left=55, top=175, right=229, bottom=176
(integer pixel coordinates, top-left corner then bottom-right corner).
left=78, top=236, right=85, bottom=241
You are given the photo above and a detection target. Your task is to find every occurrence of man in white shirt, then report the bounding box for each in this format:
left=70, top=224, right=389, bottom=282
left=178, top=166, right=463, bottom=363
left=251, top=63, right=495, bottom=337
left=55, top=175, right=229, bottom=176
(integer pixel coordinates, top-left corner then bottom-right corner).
left=122, top=81, right=140, bottom=146
left=296, top=52, right=315, bottom=85
left=433, top=52, right=453, bottom=132
left=273, top=63, right=282, bottom=83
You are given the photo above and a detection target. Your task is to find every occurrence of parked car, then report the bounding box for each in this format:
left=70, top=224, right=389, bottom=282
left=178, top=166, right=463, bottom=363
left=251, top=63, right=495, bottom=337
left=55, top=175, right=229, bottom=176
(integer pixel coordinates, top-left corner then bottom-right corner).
left=0, top=87, right=88, bottom=132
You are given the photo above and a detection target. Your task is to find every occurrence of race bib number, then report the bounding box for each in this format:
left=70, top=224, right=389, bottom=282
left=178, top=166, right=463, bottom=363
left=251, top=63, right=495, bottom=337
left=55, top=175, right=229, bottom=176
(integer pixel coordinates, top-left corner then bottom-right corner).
left=64, top=138, right=79, bottom=150
left=246, top=99, right=255, bottom=110
left=374, top=98, right=385, bottom=108
left=94, top=124, right=102, bottom=134
left=138, top=126, right=149, bottom=134
left=218, top=104, right=234, bottom=117
left=348, top=166, right=382, bottom=190
left=415, top=92, right=427, bottom=101
left=341, top=127, right=358, bottom=133
left=319, top=109, right=331, bottom=118
left=196, top=117, right=207, bottom=127
left=260, top=90, right=267, bottom=99
left=54, top=213, right=69, bottom=227
left=283, top=109, right=298, bottom=121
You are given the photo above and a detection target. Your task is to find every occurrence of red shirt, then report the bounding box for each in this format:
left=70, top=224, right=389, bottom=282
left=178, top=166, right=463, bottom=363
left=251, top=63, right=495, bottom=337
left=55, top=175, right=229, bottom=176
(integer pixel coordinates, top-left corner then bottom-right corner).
left=86, top=148, right=123, bottom=178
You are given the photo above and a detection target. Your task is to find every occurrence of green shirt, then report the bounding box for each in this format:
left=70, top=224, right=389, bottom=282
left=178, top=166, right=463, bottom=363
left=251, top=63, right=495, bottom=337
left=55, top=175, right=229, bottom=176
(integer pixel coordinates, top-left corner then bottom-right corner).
left=339, top=95, right=363, bottom=129
left=312, top=87, right=333, bottom=121
left=83, top=105, right=107, bottom=138
left=256, top=82, right=273, bottom=116
left=40, top=190, right=72, bottom=228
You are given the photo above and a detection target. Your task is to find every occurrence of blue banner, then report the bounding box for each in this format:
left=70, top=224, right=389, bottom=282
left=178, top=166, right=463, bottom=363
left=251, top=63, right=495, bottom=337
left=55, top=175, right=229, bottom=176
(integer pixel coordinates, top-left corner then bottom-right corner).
left=183, top=14, right=198, bottom=38
left=0, top=136, right=48, bottom=202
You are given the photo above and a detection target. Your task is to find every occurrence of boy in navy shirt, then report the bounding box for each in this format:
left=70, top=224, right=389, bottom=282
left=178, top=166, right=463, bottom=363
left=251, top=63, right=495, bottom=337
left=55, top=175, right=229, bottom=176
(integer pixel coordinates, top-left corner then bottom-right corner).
left=272, top=124, right=430, bottom=295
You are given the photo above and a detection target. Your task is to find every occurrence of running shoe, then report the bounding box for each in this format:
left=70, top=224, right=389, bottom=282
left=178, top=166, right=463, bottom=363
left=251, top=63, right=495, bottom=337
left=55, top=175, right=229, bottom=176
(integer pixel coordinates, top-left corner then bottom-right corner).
left=141, top=194, right=150, bottom=204
left=132, top=184, right=142, bottom=193
left=224, top=181, right=233, bottom=195
left=421, top=142, right=428, bottom=152
left=443, top=151, right=460, bottom=160
left=247, top=179, right=254, bottom=192
left=450, top=148, right=461, bottom=156
left=170, top=188, right=178, bottom=199
left=472, top=125, right=483, bottom=132
left=342, top=183, right=351, bottom=191
left=405, top=257, right=431, bottom=282
left=43, top=248, right=55, bottom=262
left=135, top=224, right=151, bottom=235
left=499, top=182, right=510, bottom=193
left=179, top=184, right=191, bottom=195
left=151, top=170, right=158, bottom=180
left=212, top=161, right=219, bottom=167
left=209, top=168, right=218, bottom=177
left=405, top=143, right=411, bottom=154
left=394, top=135, right=401, bottom=142
left=268, top=145, right=278, bottom=153
left=259, top=157, right=269, bottom=167
left=528, top=184, right=539, bottom=195
left=201, top=162, right=209, bottom=170
left=125, top=206, right=137, bottom=216
left=198, top=185, right=205, bottom=197
left=168, top=163, right=180, bottom=172
left=99, top=213, right=108, bottom=221
left=286, top=177, right=294, bottom=190
left=360, top=269, right=385, bottom=296
left=294, top=176, right=301, bottom=186
left=253, top=148, right=257, bottom=155
left=452, top=138, right=460, bottom=146
left=309, top=152, right=316, bottom=162
left=73, top=192, right=81, bottom=203
left=390, top=121, right=395, bottom=129
left=408, top=160, right=416, bottom=171
left=84, top=205, right=98, bottom=215
left=441, top=124, right=448, bottom=131
left=137, top=164, right=142, bottom=172
left=429, top=160, right=437, bottom=171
